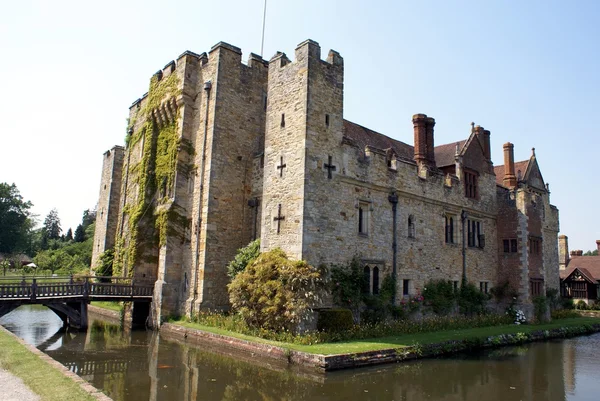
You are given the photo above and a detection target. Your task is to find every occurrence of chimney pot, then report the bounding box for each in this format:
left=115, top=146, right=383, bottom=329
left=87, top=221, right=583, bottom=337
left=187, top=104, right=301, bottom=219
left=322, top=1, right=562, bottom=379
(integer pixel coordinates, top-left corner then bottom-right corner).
left=413, top=114, right=428, bottom=166
left=596, top=240, right=600, bottom=252
left=503, top=142, right=517, bottom=188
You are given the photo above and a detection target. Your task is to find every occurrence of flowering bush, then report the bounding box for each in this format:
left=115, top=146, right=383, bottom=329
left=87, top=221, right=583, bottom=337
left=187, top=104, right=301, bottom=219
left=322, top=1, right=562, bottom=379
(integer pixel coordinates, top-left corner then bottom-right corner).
left=507, top=308, right=527, bottom=325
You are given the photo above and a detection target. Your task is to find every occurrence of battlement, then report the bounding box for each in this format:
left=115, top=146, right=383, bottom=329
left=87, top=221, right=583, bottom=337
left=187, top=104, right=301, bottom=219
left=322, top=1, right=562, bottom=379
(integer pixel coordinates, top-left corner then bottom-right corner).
left=269, top=39, right=343, bottom=70
left=129, top=42, right=270, bottom=110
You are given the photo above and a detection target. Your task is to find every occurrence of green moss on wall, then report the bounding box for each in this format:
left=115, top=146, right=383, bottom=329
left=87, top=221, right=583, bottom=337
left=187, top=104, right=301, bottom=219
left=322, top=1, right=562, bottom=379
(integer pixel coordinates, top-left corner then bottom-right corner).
left=114, top=71, right=188, bottom=277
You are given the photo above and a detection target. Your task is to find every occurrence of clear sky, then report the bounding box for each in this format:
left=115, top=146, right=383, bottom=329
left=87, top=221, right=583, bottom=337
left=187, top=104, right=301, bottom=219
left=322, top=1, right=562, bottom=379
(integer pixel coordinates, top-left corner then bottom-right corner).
left=1, top=0, right=598, bottom=252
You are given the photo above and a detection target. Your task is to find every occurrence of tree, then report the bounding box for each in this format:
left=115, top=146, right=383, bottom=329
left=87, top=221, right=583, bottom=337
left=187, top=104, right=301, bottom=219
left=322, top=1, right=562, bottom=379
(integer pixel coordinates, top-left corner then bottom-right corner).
left=81, top=209, right=96, bottom=230
left=65, top=228, right=73, bottom=242
left=43, top=208, right=62, bottom=240
left=74, top=224, right=85, bottom=242
left=583, top=249, right=598, bottom=256
left=0, top=182, right=34, bottom=254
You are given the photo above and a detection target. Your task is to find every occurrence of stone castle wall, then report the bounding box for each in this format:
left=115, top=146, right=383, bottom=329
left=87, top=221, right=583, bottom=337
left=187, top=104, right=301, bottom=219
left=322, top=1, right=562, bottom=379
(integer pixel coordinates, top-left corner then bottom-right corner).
left=91, top=146, right=124, bottom=270
left=94, top=39, right=561, bottom=322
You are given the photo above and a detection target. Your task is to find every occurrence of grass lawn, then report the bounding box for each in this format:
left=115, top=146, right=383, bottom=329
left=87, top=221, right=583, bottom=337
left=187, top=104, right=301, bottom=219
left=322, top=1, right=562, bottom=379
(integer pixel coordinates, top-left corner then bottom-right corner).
left=0, top=328, right=97, bottom=401
left=174, top=317, right=600, bottom=355
left=90, top=301, right=122, bottom=312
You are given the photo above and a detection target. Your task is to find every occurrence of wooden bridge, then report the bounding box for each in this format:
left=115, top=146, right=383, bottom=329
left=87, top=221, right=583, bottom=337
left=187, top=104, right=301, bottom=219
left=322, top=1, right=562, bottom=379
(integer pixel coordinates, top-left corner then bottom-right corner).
left=0, top=276, right=154, bottom=329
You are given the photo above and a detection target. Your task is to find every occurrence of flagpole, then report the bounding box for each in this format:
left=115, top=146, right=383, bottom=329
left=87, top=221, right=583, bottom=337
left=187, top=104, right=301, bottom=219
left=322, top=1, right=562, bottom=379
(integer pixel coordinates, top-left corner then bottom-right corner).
left=260, top=0, right=267, bottom=57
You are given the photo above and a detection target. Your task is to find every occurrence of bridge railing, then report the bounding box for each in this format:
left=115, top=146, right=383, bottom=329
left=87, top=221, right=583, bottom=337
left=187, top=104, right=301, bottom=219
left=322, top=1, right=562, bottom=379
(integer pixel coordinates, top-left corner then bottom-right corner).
left=0, top=275, right=154, bottom=301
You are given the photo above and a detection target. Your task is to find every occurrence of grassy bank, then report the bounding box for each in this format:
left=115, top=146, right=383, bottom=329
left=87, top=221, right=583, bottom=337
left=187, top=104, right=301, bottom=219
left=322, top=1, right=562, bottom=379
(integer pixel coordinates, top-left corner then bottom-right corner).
left=173, top=317, right=600, bottom=355
left=0, top=327, right=98, bottom=401
left=90, top=301, right=122, bottom=312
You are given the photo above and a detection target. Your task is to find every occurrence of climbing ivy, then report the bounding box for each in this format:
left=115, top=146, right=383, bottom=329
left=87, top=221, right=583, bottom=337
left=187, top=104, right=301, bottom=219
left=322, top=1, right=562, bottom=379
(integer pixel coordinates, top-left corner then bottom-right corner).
left=114, top=71, right=186, bottom=276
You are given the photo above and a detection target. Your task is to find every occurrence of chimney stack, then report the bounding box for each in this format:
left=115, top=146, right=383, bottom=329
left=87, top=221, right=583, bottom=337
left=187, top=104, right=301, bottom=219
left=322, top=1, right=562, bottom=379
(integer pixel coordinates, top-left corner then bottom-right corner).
left=559, top=235, right=569, bottom=270
left=596, top=240, right=600, bottom=253
left=473, top=125, right=492, bottom=171
left=570, top=250, right=583, bottom=257
left=503, top=142, right=517, bottom=188
left=413, top=114, right=436, bottom=169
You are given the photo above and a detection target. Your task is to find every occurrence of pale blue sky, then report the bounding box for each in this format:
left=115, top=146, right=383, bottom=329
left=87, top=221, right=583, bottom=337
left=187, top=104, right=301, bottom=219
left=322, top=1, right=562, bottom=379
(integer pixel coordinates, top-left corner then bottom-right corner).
left=1, top=0, right=598, bottom=252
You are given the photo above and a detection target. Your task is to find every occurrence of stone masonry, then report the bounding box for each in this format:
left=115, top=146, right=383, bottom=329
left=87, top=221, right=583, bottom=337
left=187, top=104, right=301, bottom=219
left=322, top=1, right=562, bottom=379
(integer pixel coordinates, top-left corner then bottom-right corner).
left=92, top=39, right=560, bottom=325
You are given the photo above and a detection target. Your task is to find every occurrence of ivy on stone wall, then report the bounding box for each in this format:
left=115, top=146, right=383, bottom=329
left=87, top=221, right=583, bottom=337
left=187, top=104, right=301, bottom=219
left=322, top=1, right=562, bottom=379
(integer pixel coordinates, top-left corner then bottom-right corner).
left=114, top=71, right=187, bottom=276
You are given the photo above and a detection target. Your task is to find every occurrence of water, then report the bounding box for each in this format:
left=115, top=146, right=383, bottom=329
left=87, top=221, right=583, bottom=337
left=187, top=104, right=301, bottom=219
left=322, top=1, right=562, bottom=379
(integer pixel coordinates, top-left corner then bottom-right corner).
left=2, top=305, right=600, bottom=401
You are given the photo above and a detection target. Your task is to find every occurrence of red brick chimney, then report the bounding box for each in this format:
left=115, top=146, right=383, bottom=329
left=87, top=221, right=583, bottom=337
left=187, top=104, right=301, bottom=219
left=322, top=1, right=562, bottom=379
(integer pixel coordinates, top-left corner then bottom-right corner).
left=596, top=240, right=600, bottom=253
left=426, top=117, right=436, bottom=167
left=571, top=250, right=583, bottom=257
left=413, top=114, right=435, bottom=169
left=503, top=142, right=517, bottom=188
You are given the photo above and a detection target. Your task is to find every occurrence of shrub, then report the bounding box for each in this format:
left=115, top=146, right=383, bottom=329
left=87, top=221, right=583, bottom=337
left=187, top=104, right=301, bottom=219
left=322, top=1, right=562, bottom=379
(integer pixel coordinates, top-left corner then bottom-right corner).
left=458, top=283, right=488, bottom=315
left=551, top=309, right=580, bottom=319
left=561, top=297, right=574, bottom=310
left=228, top=248, right=326, bottom=333
left=227, top=239, right=260, bottom=279
left=423, top=280, right=457, bottom=314
left=330, top=256, right=367, bottom=321
left=533, top=296, right=548, bottom=323
left=575, top=300, right=588, bottom=310
left=317, top=309, right=354, bottom=333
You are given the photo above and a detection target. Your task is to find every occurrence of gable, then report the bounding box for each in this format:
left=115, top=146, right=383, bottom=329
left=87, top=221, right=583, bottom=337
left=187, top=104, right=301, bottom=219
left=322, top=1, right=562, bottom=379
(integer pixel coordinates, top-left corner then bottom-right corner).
left=563, top=267, right=597, bottom=284
left=524, top=158, right=545, bottom=190
left=460, top=133, right=488, bottom=174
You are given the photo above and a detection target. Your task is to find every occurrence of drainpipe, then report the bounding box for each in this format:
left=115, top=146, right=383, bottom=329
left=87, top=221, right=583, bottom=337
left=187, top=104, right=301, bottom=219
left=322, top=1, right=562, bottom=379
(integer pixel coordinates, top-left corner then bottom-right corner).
left=388, top=192, right=398, bottom=305
left=461, top=210, right=468, bottom=286
left=247, top=198, right=259, bottom=240
left=191, top=81, right=212, bottom=314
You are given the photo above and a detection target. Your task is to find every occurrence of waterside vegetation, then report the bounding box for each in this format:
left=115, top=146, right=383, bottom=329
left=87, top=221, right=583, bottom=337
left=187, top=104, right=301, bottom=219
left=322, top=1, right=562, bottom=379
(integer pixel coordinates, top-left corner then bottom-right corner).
left=0, top=327, right=98, bottom=401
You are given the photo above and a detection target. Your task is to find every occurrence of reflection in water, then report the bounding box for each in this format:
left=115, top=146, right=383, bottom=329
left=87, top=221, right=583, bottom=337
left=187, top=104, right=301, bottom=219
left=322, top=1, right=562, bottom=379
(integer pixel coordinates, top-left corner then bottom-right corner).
left=2, top=305, right=600, bottom=401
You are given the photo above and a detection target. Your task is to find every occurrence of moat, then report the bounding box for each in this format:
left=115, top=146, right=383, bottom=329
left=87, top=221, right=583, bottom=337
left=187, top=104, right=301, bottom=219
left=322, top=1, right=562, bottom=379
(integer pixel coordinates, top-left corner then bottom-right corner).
left=2, top=305, right=599, bottom=401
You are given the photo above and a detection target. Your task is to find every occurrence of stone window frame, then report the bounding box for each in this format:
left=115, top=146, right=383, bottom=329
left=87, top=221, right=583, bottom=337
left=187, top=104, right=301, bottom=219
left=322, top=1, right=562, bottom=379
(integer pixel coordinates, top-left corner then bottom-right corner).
left=467, top=218, right=484, bottom=249
left=479, top=281, right=489, bottom=294
left=407, top=214, right=416, bottom=238
left=357, top=200, right=371, bottom=236
left=530, top=279, right=544, bottom=297
left=362, top=263, right=383, bottom=295
left=503, top=238, right=518, bottom=253
left=528, top=236, right=542, bottom=255
left=464, top=169, right=479, bottom=199
left=402, top=279, right=410, bottom=297
left=445, top=214, right=456, bottom=244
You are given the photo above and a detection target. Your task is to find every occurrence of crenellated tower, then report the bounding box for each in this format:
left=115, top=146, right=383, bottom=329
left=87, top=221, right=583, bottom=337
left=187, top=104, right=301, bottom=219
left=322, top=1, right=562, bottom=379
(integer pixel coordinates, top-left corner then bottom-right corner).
left=261, top=39, right=344, bottom=264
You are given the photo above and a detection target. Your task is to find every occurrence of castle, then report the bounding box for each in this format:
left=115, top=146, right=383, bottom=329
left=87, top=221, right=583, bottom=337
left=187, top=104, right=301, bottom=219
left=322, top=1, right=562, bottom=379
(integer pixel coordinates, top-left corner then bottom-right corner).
left=92, top=39, right=560, bottom=325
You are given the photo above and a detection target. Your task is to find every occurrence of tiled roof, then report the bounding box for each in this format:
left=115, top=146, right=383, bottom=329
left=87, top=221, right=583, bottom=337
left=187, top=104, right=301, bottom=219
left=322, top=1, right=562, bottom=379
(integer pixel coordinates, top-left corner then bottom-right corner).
left=343, top=120, right=467, bottom=167
left=560, top=256, right=600, bottom=282
left=493, top=160, right=529, bottom=186
left=343, top=120, right=414, bottom=161
left=434, top=141, right=465, bottom=168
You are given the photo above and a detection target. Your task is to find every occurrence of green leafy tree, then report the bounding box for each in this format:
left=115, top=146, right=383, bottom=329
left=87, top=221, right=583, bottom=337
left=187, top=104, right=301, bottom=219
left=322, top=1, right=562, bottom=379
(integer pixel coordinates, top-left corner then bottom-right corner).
left=74, top=224, right=85, bottom=242
left=228, top=249, right=326, bottom=332
left=64, top=228, right=73, bottom=242
left=81, top=209, right=96, bottom=229
left=227, top=239, right=260, bottom=278
left=583, top=249, right=598, bottom=256
left=1, top=259, right=10, bottom=276
left=43, top=208, right=62, bottom=241
left=0, top=182, right=34, bottom=254
left=34, top=248, right=70, bottom=273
